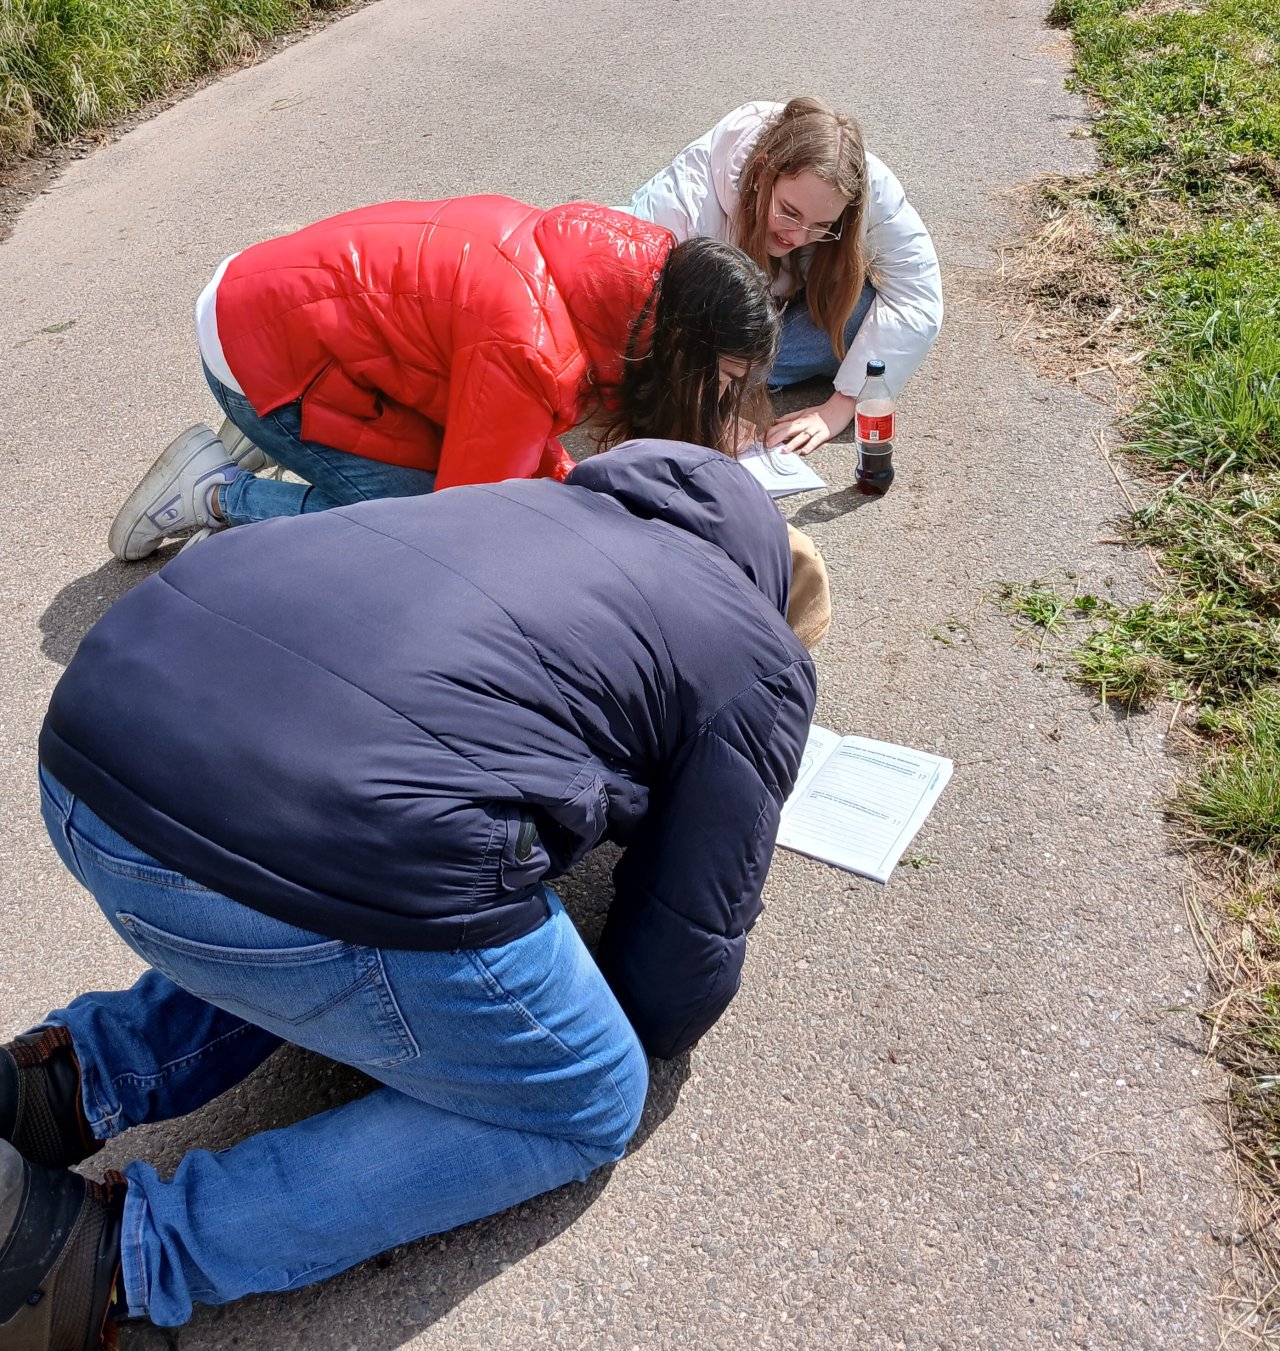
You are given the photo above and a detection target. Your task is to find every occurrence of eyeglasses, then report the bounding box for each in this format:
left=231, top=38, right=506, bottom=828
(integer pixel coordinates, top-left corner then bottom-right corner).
left=769, top=189, right=844, bottom=244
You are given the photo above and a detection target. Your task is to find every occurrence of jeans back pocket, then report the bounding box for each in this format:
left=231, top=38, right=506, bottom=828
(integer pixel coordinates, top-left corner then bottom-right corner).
left=117, top=912, right=419, bottom=1070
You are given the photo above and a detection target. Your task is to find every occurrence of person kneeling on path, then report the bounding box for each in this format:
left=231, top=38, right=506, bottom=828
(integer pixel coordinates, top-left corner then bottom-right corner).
left=107, top=196, right=779, bottom=560
left=626, top=97, right=943, bottom=457
left=3, top=439, right=817, bottom=1347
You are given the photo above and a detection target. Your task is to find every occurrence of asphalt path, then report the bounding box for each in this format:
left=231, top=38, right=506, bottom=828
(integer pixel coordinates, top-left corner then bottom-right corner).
left=0, top=0, right=1236, bottom=1346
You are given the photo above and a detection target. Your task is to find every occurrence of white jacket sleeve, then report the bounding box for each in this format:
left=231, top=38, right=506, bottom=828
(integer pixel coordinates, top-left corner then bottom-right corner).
left=626, top=101, right=781, bottom=245
left=833, top=153, right=944, bottom=398
left=627, top=109, right=944, bottom=397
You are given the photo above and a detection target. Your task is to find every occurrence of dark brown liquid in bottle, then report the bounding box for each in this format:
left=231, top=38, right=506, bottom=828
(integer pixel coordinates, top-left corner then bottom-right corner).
left=856, top=444, right=894, bottom=495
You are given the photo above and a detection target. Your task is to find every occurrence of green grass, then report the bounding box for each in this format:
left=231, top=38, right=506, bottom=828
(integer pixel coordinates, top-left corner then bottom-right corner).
left=1058, top=480, right=1280, bottom=705
left=1134, top=480, right=1280, bottom=605
left=1049, top=0, right=1280, bottom=203
left=1026, top=2, right=1280, bottom=708
left=1122, top=218, right=1280, bottom=473
left=1178, top=688, right=1280, bottom=858
left=1042, top=3, right=1280, bottom=476
left=1037, top=0, right=1280, bottom=1278
left=997, top=579, right=1073, bottom=633
left=0, top=0, right=349, bottom=163
left=1077, top=588, right=1280, bottom=705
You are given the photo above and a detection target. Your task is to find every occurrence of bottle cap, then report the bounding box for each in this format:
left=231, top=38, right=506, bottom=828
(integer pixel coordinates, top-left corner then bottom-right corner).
left=866, top=359, right=886, bottom=376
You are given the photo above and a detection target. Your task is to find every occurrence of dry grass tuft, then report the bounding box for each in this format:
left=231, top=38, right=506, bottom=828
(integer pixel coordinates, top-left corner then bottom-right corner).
left=997, top=175, right=1148, bottom=403
left=1187, top=881, right=1280, bottom=1341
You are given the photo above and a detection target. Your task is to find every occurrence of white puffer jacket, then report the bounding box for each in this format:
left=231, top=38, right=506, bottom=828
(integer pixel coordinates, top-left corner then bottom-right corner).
left=627, top=100, right=943, bottom=397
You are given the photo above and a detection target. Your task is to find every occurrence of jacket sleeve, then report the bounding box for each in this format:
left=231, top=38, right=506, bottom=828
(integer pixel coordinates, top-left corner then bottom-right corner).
left=626, top=101, right=776, bottom=244
left=595, top=660, right=816, bottom=1059
left=832, top=154, right=944, bottom=399
left=434, top=340, right=563, bottom=490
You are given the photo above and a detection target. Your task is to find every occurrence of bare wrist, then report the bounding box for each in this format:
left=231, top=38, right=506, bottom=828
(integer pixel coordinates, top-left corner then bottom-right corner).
left=824, top=391, right=857, bottom=434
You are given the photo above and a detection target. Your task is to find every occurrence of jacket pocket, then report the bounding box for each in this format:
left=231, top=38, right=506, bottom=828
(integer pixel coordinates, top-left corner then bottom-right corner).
left=493, top=805, right=551, bottom=893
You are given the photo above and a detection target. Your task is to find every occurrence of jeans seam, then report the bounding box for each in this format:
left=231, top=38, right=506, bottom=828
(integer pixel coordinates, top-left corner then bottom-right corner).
left=121, top=927, right=401, bottom=1048
left=122, top=1181, right=150, bottom=1320
left=40, top=769, right=86, bottom=887
left=301, top=442, right=432, bottom=502
left=364, top=951, right=420, bottom=1064
left=66, top=826, right=212, bottom=891
left=107, top=1021, right=273, bottom=1091
left=463, top=949, right=544, bottom=1034
left=118, top=914, right=347, bottom=967
left=463, top=947, right=642, bottom=1151
left=42, top=772, right=74, bottom=828
left=80, top=1066, right=122, bottom=1139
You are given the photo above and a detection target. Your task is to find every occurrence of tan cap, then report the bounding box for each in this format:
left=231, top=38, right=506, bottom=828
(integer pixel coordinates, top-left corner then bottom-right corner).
left=785, top=524, right=831, bottom=650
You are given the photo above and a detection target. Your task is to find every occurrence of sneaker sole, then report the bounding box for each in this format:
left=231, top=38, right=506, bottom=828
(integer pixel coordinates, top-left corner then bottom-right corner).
left=107, top=425, right=224, bottom=562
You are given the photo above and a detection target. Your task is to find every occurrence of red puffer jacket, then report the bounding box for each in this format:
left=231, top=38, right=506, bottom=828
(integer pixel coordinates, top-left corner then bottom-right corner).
left=210, top=196, right=675, bottom=489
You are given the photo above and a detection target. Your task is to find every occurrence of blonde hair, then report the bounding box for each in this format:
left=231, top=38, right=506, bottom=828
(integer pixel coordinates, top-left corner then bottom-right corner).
left=734, top=97, right=869, bottom=360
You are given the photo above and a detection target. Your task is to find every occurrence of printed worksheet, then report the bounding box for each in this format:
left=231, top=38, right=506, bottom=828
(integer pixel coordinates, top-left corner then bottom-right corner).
left=777, top=724, right=953, bottom=883
left=737, top=444, right=827, bottom=498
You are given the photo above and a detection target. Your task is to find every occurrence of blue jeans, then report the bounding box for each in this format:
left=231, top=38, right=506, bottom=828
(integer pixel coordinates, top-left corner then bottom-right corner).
left=770, top=280, right=878, bottom=387
left=203, top=362, right=439, bottom=525
left=37, top=768, right=647, bottom=1327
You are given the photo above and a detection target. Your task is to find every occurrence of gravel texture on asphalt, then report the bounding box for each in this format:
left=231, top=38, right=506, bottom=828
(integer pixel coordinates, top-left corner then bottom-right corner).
left=0, top=0, right=1236, bottom=1346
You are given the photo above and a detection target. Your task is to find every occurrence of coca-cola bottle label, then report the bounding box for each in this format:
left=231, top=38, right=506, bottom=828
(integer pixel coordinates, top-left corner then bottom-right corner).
left=856, top=410, right=895, bottom=443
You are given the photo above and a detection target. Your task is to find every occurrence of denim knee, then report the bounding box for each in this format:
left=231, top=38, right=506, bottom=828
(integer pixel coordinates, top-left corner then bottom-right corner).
left=573, top=1035, right=649, bottom=1167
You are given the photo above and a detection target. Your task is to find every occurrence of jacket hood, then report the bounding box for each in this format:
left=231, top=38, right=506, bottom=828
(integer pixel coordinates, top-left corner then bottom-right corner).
left=566, top=440, right=791, bottom=617
left=533, top=204, right=674, bottom=389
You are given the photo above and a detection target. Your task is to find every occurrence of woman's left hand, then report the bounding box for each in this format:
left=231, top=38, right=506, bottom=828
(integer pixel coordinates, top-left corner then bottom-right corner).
left=764, top=392, right=856, bottom=457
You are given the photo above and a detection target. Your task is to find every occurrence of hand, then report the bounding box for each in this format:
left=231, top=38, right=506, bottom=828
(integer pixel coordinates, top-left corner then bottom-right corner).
left=764, top=392, right=856, bottom=457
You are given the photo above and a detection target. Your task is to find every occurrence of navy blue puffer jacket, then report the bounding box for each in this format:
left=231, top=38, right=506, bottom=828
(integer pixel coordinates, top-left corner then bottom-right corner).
left=40, top=440, right=816, bottom=1057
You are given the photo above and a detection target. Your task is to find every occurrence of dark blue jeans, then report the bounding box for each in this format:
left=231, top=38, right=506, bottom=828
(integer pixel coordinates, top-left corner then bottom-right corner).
left=770, top=280, right=878, bottom=386
left=204, top=362, right=438, bottom=525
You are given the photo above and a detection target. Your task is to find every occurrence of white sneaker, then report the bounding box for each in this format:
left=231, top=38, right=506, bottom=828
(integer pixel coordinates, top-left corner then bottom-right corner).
left=216, top=416, right=276, bottom=476
left=107, top=425, right=239, bottom=561
left=177, top=526, right=217, bottom=555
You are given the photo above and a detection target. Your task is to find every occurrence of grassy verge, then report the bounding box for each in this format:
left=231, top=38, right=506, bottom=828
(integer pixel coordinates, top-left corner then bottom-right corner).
left=0, top=0, right=350, bottom=165
left=1004, top=0, right=1280, bottom=1326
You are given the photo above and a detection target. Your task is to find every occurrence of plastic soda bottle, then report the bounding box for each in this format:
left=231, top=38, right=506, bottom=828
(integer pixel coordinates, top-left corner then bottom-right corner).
left=854, top=359, right=895, bottom=495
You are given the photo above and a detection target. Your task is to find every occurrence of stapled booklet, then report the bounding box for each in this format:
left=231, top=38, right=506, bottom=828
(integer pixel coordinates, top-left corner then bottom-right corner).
left=737, top=445, right=827, bottom=498
left=777, top=725, right=953, bottom=883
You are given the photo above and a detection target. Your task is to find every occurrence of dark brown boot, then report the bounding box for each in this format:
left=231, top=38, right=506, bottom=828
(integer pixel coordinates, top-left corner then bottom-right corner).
left=0, top=1027, right=102, bottom=1169
left=0, top=1139, right=124, bottom=1350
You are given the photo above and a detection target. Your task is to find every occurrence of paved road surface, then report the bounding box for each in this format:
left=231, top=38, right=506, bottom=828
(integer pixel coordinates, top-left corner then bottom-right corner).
left=0, top=0, right=1235, bottom=1346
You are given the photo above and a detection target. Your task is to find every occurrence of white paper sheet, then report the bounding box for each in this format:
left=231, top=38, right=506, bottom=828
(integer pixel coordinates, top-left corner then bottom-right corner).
left=736, top=445, right=827, bottom=498
left=777, top=725, right=953, bottom=883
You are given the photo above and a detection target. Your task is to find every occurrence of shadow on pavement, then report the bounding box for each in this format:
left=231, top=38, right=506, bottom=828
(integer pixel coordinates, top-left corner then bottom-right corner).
left=39, top=555, right=163, bottom=667
left=108, top=850, right=688, bottom=1350
left=787, top=477, right=878, bottom=529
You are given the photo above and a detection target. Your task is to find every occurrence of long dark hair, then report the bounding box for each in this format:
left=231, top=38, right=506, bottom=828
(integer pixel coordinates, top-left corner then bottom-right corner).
left=734, top=97, right=868, bottom=360
left=594, top=237, right=780, bottom=455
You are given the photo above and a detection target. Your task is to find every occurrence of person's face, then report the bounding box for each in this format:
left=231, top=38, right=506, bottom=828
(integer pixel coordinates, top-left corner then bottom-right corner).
left=765, top=171, right=849, bottom=257
left=717, top=355, right=751, bottom=399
